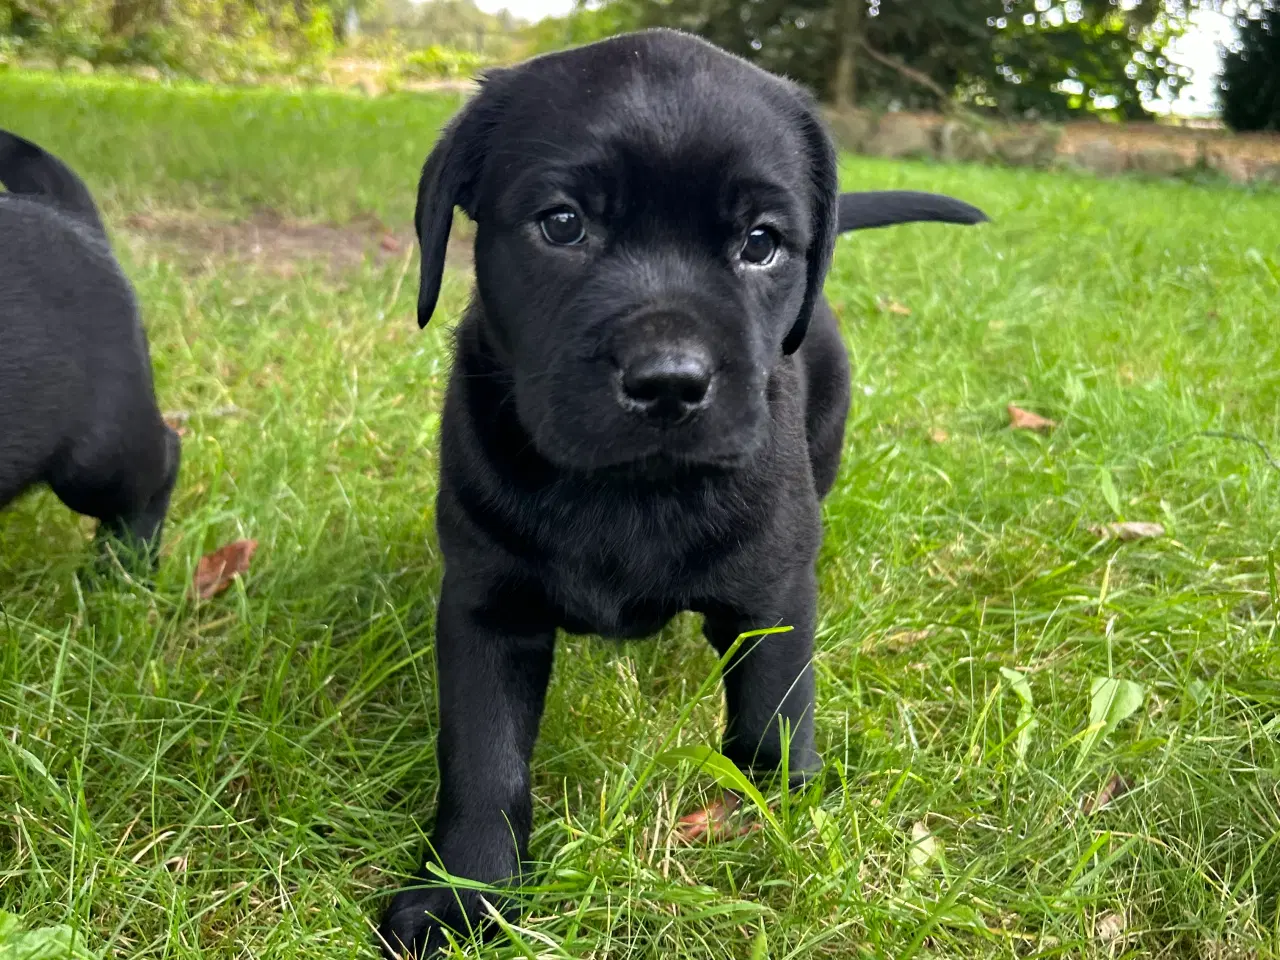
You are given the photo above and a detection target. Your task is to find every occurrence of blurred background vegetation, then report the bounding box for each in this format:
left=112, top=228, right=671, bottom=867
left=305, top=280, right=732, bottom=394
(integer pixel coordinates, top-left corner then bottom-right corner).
left=0, top=0, right=1276, bottom=129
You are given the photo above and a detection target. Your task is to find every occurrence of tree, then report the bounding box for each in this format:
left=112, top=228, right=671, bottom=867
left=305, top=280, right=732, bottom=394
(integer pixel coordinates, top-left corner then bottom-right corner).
left=618, top=0, right=1183, bottom=117
left=1220, top=2, right=1280, bottom=130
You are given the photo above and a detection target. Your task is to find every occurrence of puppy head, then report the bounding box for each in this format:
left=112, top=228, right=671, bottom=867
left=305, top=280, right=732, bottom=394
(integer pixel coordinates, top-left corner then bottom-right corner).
left=415, top=29, right=837, bottom=472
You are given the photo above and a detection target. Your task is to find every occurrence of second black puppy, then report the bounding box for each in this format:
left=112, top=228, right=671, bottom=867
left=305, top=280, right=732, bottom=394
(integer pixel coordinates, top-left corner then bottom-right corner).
left=381, top=29, right=986, bottom=956
left=0, top=131, right=179, bottom=555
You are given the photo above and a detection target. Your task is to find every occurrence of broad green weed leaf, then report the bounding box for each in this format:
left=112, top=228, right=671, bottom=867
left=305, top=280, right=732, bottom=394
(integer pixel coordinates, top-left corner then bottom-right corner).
left=0, top=911, right=92, bottom=959
left=1076, top=677, right=1145, bottom=768
left=1000, top=667, right=1038, bottom=765
left=1098, top=468, right=1122, bottom=517
left=810, top=807, right=846, bottom=871
left=657, top=745, right=779, bottom=832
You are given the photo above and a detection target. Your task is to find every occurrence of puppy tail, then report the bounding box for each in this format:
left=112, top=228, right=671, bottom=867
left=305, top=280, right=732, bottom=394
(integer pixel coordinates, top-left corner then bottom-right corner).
left=836, top=191, right=988, bottom=233
left=0, top=129, right=106, bottom=236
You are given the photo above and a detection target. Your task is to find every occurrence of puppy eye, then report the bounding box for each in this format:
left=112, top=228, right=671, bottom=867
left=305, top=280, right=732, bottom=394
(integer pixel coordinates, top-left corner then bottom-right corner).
left=539, top=207, right=586, bottom=246
left=740, top=226, right=779, bottom=266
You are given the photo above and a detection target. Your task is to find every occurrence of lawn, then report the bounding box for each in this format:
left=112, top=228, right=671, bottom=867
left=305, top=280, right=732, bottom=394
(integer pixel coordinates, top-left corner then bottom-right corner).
left=2, top=69, right=1280, bottom=959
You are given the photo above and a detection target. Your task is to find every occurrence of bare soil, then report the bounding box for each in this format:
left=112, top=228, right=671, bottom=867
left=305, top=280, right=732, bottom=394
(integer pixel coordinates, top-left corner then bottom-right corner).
left=119, top=210, right=474, bottom=276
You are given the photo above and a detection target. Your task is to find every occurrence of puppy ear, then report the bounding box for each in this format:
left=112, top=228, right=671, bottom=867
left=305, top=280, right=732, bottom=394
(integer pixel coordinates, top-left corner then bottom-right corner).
left=781, top=96, right=839, bottom=356
left=0, top=129, right=107, bottom=237
left=414, top=79, right=502, bottom=328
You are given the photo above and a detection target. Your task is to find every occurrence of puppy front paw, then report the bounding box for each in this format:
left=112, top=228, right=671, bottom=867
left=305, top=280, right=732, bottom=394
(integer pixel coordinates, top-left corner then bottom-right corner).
left=378, top=885, right=480, bottom=959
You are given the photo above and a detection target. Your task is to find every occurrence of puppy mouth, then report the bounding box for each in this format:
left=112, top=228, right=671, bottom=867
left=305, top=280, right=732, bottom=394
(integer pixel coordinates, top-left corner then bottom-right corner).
left=541, top=416, right=766, bottom=475
left=583, top=447, right=755, bottom=480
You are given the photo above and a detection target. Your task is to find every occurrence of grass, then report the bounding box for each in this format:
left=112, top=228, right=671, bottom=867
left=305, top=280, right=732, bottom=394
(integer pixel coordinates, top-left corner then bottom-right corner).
left=2, top=68, right=1280, bottom=959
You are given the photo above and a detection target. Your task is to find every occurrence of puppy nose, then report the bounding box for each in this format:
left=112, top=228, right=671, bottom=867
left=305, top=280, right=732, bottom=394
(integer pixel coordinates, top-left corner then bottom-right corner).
left=618, top=346, right=714, bottom=421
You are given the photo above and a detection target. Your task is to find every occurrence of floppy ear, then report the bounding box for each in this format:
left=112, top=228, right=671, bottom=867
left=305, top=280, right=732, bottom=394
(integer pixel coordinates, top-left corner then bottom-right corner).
left=414, top=80, right=502, bottom=328
left=781, top=97, right=839, bottom=356
left=0, top=129, right=107, bottom=237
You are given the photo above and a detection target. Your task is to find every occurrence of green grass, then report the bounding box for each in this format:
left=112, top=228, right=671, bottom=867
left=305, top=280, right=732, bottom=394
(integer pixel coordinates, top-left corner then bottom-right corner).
left=3, top=69, right=1280, bottom=959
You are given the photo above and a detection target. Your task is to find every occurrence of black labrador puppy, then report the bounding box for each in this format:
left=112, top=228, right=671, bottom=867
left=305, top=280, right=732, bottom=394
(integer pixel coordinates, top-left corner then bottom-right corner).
left=381, top=29, right=986, bottom=956
left=0, top=131, right=180, bottom=556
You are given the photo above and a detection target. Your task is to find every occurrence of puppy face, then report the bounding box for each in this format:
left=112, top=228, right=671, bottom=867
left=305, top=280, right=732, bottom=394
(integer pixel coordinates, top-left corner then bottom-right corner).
left=416, top=30, right=837, bottom=471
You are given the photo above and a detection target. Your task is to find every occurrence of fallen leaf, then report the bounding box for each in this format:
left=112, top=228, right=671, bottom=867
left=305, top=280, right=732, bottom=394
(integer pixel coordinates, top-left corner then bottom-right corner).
left=1007, top=404, right=1057, bottom=432
left=164, top=853, right=189, bottom=874
left=879, top=297, right=913, bottom=316
left=193, top=539, right=258, bottom=600
left=865, top=628, right=933, bottom=654
left=675, top=793, right=759, bottom=843
left=908, top=820, right=941, bottom=877
left=1089, top=522, right=1166, bottom=541
left=1081, top=773, right=1131, bottom=815
left=929, top=427, right=950, bottom=444
left=1095, top=910, right=1126, bottom=943
left=162, top=404, right=242, bottom=424
left=380, top=233, right=401, bottom=252
left=164, top=418, right=190, bottom=438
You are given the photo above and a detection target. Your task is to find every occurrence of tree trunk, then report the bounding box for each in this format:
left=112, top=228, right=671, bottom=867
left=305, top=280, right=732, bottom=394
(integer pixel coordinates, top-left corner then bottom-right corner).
left=830, top=0, right=861, bottom=108
left=109, top=0, right=167, bottom=37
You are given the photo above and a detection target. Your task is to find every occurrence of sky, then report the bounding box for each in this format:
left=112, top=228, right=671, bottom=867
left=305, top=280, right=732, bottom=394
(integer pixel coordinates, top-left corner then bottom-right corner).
left=1157, top=8, right=1235, bottom=117
left=464, top=0, right=1236, bottom=117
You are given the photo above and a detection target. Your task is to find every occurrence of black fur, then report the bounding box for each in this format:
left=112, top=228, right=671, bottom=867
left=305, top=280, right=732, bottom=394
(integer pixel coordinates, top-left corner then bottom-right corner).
left=0, top=130, right=179, bottom=556
left=381, top=29, right=986, bottom=957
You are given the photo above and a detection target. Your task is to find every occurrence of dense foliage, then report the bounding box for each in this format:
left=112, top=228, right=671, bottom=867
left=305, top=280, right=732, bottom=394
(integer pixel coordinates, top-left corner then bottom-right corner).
left=0, top=0, right=359, bottom=77
left=1220, top=2, right=1280, bottom=130
left=598, top=0, right=1182, bottom=118
left=1, top=0, right=1278, bottom=122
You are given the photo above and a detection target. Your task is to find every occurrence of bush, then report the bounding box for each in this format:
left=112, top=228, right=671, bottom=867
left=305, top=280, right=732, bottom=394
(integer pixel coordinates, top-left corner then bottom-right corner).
left=402, top=44, right=485, bottom=80
left=0, top=0, right=345, bottom=81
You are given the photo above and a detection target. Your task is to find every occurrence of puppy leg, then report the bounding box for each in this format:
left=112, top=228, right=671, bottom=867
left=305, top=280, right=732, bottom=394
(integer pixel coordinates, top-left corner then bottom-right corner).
left=702, top=567, right=821, bottom=785
left=380, top=576, right=556, bottom=958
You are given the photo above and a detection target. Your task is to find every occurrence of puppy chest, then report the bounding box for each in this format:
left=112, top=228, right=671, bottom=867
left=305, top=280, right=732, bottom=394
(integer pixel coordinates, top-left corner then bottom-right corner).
left=542, top=538, right=694, bottom=639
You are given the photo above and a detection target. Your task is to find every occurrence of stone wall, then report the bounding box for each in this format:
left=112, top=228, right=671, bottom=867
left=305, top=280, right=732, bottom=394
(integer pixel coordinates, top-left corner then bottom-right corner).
left=823, top=109, right=1280, bottom=186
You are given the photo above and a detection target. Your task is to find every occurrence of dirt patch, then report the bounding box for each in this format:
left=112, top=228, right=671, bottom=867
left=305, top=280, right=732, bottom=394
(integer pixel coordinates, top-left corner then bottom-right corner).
left=120, top=210, right=473, bottom=277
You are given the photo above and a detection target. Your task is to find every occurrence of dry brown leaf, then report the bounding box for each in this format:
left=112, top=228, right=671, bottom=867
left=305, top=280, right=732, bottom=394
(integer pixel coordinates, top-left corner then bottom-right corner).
left=1090, top=522, right=1165, bottom=542
left=1095, top=910, right=1126, bottom=943
left=379, top=233, right=401, bottom=252
left=869, top=628, right=933, bottom=654
left=675, top=793, right=759, bottom=844
left=928, top=427, right=950, bottom=444
left=1081, top=774, right=1131, bottom=815
left=879, top=298, right=913, bottom=316
left=1007, top=404, right=1057, bottom=433
left=193, top=539, right=258, bottom=600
